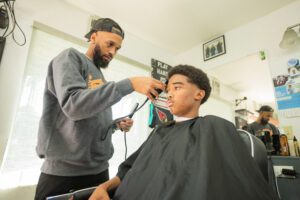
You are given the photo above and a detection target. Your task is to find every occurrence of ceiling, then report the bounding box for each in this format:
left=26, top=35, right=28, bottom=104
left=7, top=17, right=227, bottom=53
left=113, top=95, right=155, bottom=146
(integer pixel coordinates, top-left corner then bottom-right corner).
left=207, top=53, right=275, bottom=103
left=63, top=0, right=294, bottom=104
left=65, top=0, right=295, bottom=53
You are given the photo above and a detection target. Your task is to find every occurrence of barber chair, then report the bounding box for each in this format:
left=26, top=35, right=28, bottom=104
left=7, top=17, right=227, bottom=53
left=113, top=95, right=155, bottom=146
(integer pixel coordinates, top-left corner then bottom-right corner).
left=238, top=129, right=300, bottom=199
left=237, top=129, right=269, bottom=181
left=238, top=129, right=279, bottom=197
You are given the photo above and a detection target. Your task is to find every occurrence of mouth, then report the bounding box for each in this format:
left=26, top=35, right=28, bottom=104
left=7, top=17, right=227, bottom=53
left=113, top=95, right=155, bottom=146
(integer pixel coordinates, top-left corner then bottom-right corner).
left=167, top=100, right=173, bottom=108
left=102, top=55, right=112, bottom=62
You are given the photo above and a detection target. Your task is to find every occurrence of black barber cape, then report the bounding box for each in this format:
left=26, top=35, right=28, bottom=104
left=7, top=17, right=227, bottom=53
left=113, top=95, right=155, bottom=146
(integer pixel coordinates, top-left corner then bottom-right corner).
left=114, top=116, right=278, bottom=200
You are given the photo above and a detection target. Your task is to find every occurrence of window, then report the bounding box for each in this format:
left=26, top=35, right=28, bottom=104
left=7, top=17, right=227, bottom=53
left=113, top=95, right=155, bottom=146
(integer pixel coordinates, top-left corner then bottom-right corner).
left=0, top=26, right=151, bottom=189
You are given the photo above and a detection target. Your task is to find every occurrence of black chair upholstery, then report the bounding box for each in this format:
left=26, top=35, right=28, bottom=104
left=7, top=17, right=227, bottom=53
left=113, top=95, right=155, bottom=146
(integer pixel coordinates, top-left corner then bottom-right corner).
left=47, top=129, right=270, bottom=200
left=237, top=129, right=269, bottom=181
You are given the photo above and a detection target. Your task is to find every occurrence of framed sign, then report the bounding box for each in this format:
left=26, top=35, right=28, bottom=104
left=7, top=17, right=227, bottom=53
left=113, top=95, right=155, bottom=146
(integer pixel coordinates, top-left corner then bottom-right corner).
left=149, top=59, right=173, bottom=127
left=203, top=35, right=226, bottom=61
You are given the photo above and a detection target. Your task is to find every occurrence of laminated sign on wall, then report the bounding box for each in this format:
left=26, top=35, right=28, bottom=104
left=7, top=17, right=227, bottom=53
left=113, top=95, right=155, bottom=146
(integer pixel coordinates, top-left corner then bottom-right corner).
left=148, top=59, right=173, bottom=127
left=272, top=57, right=300, bottom=117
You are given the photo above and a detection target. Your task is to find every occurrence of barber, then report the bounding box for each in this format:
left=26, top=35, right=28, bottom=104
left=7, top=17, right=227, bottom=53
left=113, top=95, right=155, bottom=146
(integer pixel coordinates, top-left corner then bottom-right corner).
left=247, top=105, right=280, bottom=136
left=34, top=18, right=165, bottom=200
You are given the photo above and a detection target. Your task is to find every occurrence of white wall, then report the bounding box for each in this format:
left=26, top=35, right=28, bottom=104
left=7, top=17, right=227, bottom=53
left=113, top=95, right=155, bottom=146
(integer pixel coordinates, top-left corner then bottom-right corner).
left=200, top=81, right=237, bottom=122
left=175, top=1, right=300, bottom=139
left=176, top=1, right=300, bottom=71
left=200, top=96, right=235, bottom=123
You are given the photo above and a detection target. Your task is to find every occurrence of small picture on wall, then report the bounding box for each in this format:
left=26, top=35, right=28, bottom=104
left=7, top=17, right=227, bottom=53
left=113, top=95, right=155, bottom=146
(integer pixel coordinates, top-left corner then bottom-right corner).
left=203, top=35, right=226, bottom=61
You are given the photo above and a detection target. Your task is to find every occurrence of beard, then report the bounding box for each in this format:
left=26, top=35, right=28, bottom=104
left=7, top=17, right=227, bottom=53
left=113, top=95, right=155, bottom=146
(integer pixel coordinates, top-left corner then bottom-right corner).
left=260, top=118, right=269, bottom=125
left=93, top=44, right=110, bottom=69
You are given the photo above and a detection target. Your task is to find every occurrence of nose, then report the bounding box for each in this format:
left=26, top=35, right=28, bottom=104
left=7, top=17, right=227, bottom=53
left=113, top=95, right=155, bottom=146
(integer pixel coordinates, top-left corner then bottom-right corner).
left=109, top=48, right=117, bottom=57
left=167, top=91, right=172, bottom=100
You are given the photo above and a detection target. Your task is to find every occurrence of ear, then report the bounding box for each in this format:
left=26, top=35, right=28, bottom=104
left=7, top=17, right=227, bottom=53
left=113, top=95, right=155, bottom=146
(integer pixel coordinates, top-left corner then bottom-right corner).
left=90, top=32, right=97, bottom=44
left=195, top=89, right=205, bottom=101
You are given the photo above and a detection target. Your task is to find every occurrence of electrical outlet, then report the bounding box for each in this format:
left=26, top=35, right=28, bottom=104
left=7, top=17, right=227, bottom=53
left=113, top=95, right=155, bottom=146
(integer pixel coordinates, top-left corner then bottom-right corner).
left=273, top=165, right=294, bottom=177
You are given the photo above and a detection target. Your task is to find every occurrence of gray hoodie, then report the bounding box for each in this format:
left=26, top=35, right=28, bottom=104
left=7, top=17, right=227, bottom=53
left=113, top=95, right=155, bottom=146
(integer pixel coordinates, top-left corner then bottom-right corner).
left=36, top=48, right=133, bottom=176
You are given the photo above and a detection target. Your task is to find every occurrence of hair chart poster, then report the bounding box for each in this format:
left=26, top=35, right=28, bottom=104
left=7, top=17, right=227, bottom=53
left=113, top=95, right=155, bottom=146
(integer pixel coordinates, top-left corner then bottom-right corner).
left=273, top=57, right=300, bottom=117
left=149, top=59, right=173, bottom=127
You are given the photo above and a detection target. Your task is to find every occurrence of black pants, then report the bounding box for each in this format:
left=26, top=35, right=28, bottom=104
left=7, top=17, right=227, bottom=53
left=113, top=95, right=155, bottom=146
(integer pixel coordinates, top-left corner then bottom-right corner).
left=34, top=170, right=109, bottom=200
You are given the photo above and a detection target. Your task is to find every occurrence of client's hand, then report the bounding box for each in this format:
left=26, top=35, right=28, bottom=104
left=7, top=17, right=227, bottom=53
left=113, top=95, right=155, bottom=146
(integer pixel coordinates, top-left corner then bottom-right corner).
left=89, top=177, right=121, bottom=200
left=89, top=185, right=110, bottom=200
left=117, top=118, right=133, bottom=132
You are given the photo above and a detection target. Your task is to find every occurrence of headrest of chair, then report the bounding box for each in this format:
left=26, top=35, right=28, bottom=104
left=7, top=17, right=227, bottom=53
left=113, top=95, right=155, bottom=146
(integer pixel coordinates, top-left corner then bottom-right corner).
left=237, top=129, right=255, bottom=157
left=237, top=129, right=269, bottom=181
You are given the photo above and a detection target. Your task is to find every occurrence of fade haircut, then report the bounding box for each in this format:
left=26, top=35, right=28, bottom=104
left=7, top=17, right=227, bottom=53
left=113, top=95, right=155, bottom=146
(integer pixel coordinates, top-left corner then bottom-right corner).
left=167, top=64, right=211, bottom=105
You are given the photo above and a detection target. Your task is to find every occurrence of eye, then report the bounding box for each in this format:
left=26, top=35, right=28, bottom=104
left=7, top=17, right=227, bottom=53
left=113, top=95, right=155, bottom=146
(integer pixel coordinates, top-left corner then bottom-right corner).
left=174, top=86, right=181, bottom=90
left=107, top=41, right=114, bottom=48
left=107, top=41, right=120, bottom=52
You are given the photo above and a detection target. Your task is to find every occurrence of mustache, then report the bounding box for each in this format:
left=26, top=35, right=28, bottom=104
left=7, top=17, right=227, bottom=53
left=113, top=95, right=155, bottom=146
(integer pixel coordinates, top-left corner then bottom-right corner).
left=260, top=118, right=269, bottom=125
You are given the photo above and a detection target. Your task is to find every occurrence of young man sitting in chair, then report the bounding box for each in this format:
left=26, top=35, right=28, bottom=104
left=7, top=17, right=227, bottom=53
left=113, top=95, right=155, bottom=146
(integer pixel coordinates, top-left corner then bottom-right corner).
left=89, top=64, right=278, bottom=200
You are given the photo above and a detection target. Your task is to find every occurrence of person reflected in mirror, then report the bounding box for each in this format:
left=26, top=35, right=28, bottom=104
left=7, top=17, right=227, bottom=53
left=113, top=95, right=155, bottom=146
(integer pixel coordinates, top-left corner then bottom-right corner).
left=247, top=105, right=280, bottom=137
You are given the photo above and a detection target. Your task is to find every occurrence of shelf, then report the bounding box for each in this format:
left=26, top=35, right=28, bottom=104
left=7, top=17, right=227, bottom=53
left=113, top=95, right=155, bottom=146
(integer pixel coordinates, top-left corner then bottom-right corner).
left=235, top=109, right=254, bottom=116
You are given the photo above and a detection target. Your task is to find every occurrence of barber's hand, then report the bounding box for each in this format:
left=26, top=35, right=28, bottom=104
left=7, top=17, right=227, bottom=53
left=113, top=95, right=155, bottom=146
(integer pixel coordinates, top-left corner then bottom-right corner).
left=262, top=128, right=273, bottom=136
left=89, top=185, right=110, bottom=200
left=130, top=77, right=165, bottom=101
left=117, top=118, right=133, bottom=132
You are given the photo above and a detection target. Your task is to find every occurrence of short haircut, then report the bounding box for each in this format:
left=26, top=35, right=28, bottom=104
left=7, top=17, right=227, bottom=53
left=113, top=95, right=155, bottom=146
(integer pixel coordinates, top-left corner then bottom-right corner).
left=168, top=64, right=211, bottom=105
left=257, top=105, right=274, bottom=113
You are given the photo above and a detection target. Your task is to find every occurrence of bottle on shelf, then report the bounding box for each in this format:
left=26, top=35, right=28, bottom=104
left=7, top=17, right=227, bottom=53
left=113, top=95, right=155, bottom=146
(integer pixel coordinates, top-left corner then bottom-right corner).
left=280, top=134, right=290, bottom=156
left=293, top=136, right=300, bottom=157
